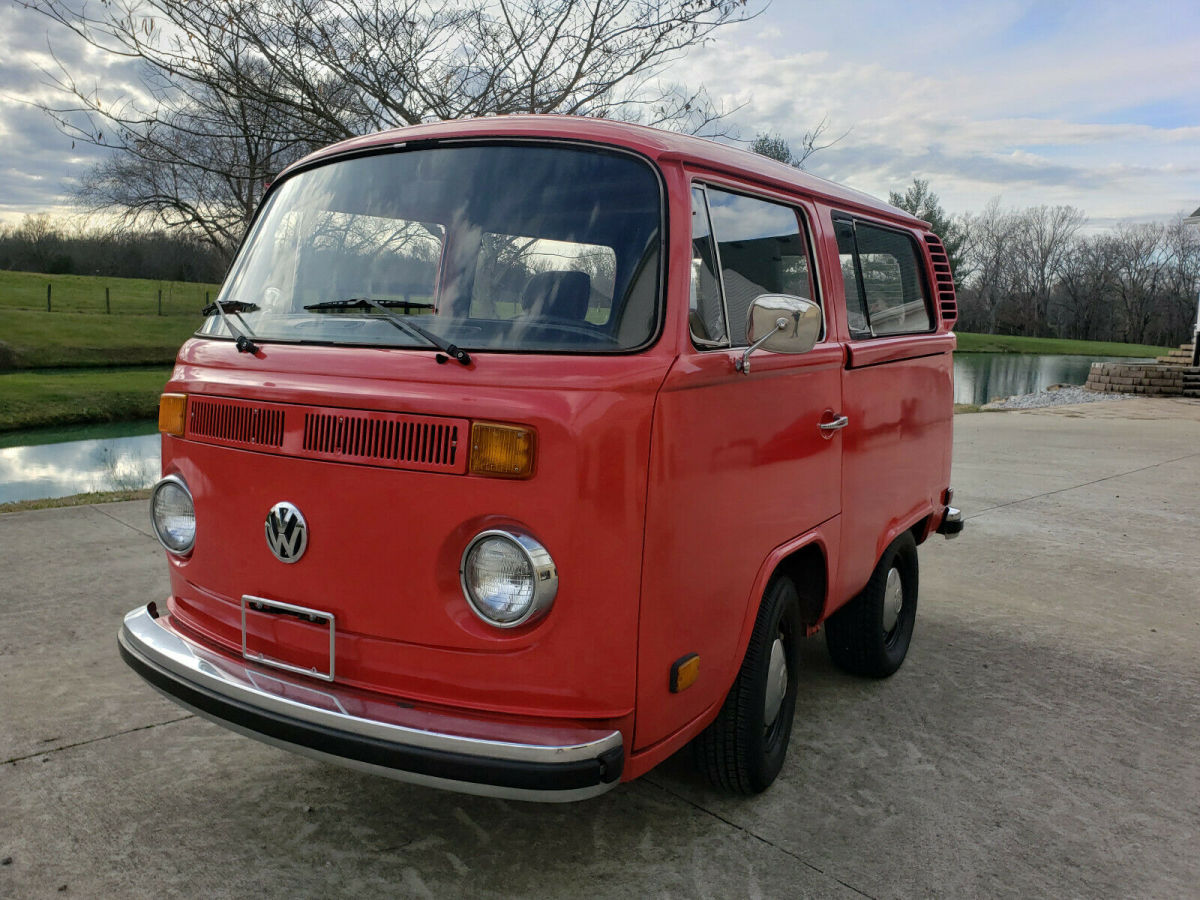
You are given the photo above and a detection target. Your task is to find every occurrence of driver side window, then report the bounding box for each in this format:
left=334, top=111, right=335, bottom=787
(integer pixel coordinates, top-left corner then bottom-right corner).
left=690, top=185, right=816, bottom=348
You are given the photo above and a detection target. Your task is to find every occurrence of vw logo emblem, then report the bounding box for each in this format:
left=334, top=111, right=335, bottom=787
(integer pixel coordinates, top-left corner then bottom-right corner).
left=264, top=502, right=308, bottom=563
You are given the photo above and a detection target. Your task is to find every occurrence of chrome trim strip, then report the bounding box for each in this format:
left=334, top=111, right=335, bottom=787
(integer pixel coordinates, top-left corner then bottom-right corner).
left=459, top=529, right=558, bottom=629
left=119, top=606, right=621, bottom=800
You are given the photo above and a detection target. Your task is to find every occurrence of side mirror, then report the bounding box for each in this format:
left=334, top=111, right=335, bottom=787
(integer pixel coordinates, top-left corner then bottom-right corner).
left=736, top=294, right=821, bottom=374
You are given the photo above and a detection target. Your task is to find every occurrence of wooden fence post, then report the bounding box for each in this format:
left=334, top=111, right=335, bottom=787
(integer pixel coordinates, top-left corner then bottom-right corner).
left=158, top=288, right=163, bottom=316
left=46, top=283, right=51, bottom=312
left=105, top=286, right=111, bottom=314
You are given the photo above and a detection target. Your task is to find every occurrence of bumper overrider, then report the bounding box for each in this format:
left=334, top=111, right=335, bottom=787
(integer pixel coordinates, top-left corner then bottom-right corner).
left=118, top=605, right=624, bottom=802
left=937, top=506, right=964, bottom=538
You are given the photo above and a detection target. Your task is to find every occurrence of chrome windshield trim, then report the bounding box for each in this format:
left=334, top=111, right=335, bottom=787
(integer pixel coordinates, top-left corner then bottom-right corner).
left=119, top=605, right=621, bottom=767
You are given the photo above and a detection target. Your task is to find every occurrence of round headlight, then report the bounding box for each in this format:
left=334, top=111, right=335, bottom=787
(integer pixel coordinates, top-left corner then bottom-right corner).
left=460, top=530, right=557, bottom=628
left=150, top=475, right=196, bottom=555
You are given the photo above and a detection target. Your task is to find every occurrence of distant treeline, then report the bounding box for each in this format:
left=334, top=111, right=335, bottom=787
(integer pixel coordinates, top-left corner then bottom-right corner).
left=6, top=204, right=1199, bottom=348
left=885, top=182, right=1200, bottom=349
left=0, top=214, right=226, bottom=284
left=953, top=204, right=1199, bottom=348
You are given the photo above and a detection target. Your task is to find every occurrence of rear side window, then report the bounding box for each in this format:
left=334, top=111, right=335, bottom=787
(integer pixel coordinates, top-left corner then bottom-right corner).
left=836, top=218, right=932, bottom=337
left=690, top=185, right=816, bottom=348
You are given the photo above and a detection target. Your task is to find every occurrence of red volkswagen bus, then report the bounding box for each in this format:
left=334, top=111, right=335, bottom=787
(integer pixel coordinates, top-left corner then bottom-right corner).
left=120, top=116, right=962, bottom=802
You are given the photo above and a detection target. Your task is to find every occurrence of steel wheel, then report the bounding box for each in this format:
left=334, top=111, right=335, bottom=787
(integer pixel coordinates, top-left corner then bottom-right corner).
left=825, top=532, right=919, bottom=678
left=693, top=577, right=801, bottom=794
left=881, top=567, right=904, bottom=642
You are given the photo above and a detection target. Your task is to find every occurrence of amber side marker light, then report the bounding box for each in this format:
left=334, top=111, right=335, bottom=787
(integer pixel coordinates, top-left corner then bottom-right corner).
left=469, top=422, right=535, bottom=478
left=158, top=393, right=187, bottom=436
left=670, top=654, right=700, bottom=693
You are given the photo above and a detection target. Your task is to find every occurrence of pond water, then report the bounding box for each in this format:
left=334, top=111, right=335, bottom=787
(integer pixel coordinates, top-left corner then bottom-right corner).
left=0, top=353, right=1157, bottom=503
left=953, top=353, right=1153, bottom=405
left=0, top=430, right=161, bottom=504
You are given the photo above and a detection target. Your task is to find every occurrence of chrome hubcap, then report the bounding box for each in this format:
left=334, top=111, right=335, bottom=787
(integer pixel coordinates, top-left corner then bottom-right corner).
left=763, top=635, right=788, bottom=729
left=882, top=567, right=904, bottom=635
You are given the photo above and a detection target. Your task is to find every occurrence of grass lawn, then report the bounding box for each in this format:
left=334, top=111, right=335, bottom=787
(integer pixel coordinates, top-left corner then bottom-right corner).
left=0, top=270, right=211, bottom=368
left=0, top=269, right=221, bottom=316
left=0, top=308, right=199, bottom=368
left=0, top=367, right=172, bottom=433
left=0, top=488, right=151, bottom=515
left=955, top=332, right=1171, bottom=357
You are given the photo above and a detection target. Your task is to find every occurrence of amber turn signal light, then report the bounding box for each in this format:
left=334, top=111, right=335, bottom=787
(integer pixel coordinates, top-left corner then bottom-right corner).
left=469, top=422, right=535, bottom=478
left=670, top=654, right=700, bottom=693
left=158, top=393, right=187, bottom=436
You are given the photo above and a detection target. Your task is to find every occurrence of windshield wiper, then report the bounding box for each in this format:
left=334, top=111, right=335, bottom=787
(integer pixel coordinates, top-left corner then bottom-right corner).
left=201, top=300, right=259, bottom=316
left=303, top=297, right=433, bottom=313
left=303, top=298, right=470, bottom=366
left=203, top=299, right=260, bottom=353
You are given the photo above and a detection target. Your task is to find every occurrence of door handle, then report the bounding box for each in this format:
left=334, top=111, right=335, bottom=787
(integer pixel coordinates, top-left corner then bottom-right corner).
left=819, top=415, right=849, bottom=432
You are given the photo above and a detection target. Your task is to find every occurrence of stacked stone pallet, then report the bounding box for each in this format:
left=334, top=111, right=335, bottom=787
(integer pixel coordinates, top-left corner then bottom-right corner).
left=1155, top=343, right=1196, bottom=365
left=1085, top=363, right=1185, bottom=395
left=1086, top=341, right=1200, bottom=397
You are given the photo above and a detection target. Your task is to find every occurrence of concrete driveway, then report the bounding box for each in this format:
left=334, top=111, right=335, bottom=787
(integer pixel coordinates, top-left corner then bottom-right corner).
left=3, top=398, right=1199, bottom=898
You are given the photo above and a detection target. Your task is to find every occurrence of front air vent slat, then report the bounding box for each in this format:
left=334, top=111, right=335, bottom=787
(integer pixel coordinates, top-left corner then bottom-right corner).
left=190, top=398, right=284, bottom=448
left=299, top=410, right=462, bottom=473
left=187, top=398, right=467, bottom=474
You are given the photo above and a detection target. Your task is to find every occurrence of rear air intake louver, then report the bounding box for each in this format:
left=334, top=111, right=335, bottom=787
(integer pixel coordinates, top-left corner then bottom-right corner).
left=189, top=397, right=284, bottom=448
left=924, top=234, right=958, bottom=326
left=302, top=412, right=460, bottom=471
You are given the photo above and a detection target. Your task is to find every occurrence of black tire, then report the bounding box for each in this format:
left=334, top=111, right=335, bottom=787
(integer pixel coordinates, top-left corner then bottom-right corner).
left=825, top=531, right=919, bottom=678
left=692, top=577, right=801, bottom=794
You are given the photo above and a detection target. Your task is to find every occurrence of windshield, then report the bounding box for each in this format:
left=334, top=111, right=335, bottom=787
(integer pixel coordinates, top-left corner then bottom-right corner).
left=201, top=143, right=663, bottom=353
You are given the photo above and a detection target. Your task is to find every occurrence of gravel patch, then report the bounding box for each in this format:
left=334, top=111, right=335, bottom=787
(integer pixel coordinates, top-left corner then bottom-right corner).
left=981, top=384, right=1136, bottom=410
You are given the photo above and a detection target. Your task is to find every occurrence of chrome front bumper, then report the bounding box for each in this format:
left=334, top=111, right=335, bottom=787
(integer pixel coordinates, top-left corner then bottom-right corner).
left=118, top=605, right=624, bottom=802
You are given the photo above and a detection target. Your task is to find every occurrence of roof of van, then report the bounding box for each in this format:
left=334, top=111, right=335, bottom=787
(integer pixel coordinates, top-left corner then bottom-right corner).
left=280, top=115, right=925, bottom=227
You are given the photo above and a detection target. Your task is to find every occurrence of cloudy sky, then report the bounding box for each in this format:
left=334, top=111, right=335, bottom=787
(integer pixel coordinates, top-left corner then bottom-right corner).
left=1, top=0, right=1197, bottom=228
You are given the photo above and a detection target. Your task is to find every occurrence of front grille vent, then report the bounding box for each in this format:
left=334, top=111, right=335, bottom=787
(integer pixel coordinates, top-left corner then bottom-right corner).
left=924, top=234, right=958, bottom=326
left=189, top=398, right=284, bottom=448
left=302, top=412, right=459, bottom=469
left=184, top=397, right=468, bottom=474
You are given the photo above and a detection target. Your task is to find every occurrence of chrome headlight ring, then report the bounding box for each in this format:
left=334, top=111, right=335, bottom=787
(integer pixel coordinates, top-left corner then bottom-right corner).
left=149, top=474, right=196, bottom=556
left=459, top=529, right=557, bottom=629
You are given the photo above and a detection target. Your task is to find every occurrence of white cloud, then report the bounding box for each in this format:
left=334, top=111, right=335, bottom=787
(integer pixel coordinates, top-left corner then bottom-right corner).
left=0, top=1, right=1197, bottom=227
left=672, top=3, right=1200, bottom=223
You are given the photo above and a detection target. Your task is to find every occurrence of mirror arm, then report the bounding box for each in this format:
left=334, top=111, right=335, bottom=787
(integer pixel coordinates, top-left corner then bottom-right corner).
left=735, top=317, right=790, bottom=375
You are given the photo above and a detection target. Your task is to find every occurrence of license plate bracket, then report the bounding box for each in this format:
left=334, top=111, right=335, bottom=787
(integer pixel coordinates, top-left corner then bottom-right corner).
left=241, top=594, right=336, bottom=682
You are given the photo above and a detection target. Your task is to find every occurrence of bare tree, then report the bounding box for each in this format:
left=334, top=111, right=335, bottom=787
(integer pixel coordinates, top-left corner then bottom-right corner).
left=749, top=116, right=843, bottom=170
left=1107, top=223, right=1175, bottom=345
left=1007, top=204, right=1085, bottom=337
left=24, top=0, right=762, bottom=260
left=1053, top=234, right=1118, bottom=341
left=10, top=213, right=65, bottom=272
left=958, top=199, right=1017, bottom=334
left=1162, top=217, right=1200, bottom=342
